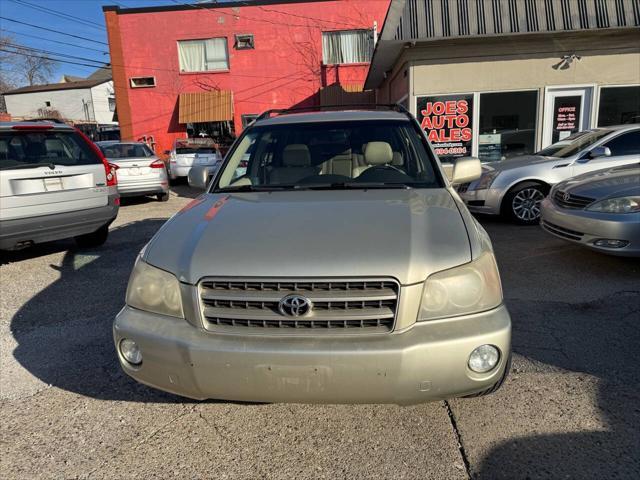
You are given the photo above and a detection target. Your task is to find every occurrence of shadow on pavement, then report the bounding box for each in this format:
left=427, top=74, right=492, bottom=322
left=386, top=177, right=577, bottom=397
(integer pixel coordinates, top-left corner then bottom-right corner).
left=475, top=221, right=640, bottom=478
left=8, top=219, right=194, bottom=403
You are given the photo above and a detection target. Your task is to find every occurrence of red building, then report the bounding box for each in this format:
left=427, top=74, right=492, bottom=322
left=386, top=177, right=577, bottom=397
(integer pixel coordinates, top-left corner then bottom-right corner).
left=103, top=0, right=390, bottom=154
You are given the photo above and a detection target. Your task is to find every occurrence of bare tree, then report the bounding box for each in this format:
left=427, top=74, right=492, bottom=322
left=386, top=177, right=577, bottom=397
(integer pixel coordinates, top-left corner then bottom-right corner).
left=0, top=33, right=58, bottom=87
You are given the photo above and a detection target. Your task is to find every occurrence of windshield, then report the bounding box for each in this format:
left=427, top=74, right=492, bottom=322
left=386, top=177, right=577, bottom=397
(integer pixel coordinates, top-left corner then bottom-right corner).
left=99, top=143, right=154, bottom=158
left=536, top=129, right=612, bottom=158
left=213, top=120, right=441, bottom=192
left=0, top=130, right=102, bottom=170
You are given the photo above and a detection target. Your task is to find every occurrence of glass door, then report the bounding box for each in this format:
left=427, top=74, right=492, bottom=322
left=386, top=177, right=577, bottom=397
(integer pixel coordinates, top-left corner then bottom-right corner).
left=542, top=87, right=593, bottom=148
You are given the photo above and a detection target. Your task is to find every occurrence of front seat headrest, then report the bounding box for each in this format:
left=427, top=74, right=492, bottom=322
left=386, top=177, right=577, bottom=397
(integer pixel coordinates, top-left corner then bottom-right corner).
left=364, top=142, right=393, bottom=166
left=282, top=144, right=311, bottom=167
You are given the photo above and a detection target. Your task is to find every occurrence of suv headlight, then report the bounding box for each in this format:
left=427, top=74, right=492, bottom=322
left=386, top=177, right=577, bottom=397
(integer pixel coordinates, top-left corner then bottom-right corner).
left=126, top=258, right=184, bottom=318
left=469, top=170, right=498, bottom=191
left=586, top=196, right=640, bottom=214
left=418, top=252, right=502, bottom=321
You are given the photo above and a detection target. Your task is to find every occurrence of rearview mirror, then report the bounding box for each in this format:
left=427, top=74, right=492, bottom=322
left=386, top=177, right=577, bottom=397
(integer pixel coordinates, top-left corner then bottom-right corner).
left=588, top=146, right=611, bottom=159
left=450, top=156, right=482, bottom=185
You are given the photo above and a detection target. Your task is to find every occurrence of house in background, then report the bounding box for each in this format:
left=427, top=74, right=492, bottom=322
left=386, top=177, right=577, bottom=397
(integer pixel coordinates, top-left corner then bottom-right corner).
left=3, top=67, right=119, bottom=140
left=102, top=0, right=390, bottom=154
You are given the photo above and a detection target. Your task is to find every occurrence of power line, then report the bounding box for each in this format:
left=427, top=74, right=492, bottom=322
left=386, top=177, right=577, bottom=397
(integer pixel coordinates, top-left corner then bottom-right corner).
left=0, top=16, right=109, bottom=46
left=8, top=0, right=106, bottom=31
left=1, top=29, right=109, bottom=54
left=3, top=42, right=108, bottom=66
left=0, top=48, right=108, bottom=69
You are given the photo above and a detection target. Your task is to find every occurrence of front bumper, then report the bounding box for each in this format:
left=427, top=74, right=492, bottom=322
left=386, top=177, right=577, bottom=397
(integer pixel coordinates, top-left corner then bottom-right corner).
left=0, top=194, right=119, bottom=250
left=114, top=304, right=511, bottom=405
left=459, top=187, right=504, bottom=215
left=540, top=198, right=640, bottom=256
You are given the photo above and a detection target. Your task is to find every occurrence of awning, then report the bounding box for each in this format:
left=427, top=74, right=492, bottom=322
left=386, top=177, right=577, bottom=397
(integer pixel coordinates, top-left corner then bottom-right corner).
left=178, top=90, right=233, bottom=124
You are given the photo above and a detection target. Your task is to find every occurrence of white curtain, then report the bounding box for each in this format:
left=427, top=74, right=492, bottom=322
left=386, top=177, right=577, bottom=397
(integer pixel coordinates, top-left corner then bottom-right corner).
left=178, top=40, right=205, bottom=72
left=322, top=30, right=372, bottom=65
left=205, top=38, right=229, bottom=70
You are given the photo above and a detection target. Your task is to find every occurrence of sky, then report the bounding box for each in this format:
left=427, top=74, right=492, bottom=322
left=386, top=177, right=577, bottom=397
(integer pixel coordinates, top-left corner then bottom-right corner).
left=0, top=0, right=229, bottom=83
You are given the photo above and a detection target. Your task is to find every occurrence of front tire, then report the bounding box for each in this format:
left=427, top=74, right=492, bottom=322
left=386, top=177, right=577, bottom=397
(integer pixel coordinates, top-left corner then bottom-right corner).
left=74, top=225, right=109, bottom=248
left=157, top=192, right=170, bottom=202
left=503, top=182, right=547, bottom=225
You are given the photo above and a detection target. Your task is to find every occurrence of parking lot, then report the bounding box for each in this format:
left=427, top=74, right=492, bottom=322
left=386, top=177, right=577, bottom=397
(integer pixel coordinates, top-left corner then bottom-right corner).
left=1, top=185, right=639, bottom=480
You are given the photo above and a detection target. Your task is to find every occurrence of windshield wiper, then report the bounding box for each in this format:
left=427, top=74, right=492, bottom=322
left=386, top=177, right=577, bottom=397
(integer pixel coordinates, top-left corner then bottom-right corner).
left=1, top=162, right=57, bottom=170
left=294, top=182, right=414, bottom=190
left=216, top=184, right=297, bottom=193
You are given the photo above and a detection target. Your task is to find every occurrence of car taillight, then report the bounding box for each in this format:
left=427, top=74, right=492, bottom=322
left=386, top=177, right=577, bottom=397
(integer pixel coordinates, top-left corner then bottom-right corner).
left=73, top=128, right=118, bottom=186
left=150, top=159, right=165, bottom=169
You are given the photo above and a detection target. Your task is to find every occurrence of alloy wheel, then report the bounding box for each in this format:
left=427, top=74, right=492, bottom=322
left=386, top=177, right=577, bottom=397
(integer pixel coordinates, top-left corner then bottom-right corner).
left=512, top=188, right=545, bottom=222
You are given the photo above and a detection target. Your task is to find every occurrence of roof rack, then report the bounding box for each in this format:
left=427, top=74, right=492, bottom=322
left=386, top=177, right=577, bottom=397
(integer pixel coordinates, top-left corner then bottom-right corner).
left=255, top=103, right=411, bottom=122
left=22, top=118, right=67, bottom=124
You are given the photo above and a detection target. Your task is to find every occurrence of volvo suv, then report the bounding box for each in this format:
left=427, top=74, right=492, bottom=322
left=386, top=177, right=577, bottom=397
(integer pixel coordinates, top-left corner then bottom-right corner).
left=0, top=121, right=119, bottom=250
left=114, top=107, right=511, bottom=404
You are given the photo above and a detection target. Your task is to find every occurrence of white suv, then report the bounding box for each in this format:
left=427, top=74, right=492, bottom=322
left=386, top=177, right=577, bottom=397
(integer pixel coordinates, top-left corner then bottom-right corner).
left=0, top=121, right=119, bottom=250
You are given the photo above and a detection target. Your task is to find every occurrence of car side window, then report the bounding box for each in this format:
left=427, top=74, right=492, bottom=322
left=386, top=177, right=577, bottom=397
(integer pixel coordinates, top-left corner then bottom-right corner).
left=603, top=131, right=640, bottom=156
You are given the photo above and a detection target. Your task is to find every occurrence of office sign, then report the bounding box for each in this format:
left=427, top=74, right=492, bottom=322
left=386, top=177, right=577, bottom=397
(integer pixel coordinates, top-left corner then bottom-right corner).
left=417, top=94, right=474, bottom=162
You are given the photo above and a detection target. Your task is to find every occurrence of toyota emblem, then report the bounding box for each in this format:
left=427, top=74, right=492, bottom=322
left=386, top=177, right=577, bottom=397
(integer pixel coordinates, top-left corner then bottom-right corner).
left=563, top=192, right=571, bottom=202
left=278, top=294, right=312, bottom=317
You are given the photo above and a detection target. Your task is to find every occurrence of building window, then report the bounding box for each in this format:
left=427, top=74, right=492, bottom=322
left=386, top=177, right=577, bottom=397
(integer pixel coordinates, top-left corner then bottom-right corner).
left=478, top=91, right=538, bottom=162
left=598, top=86, right=640, bottom=126
left=322, top=30, right=373, bottom=65
left=45, top=101, right=51, bottom=107
left=241, top=114, right=258, bottom=128
left=234, top=34, right=254, bottom=50
left=130, top=77, right=156, bottom=88
left=178, top=38, right=229, bottom=72
left=108, top=97, right=116, bottom=112
left=417, top=94, right=474, bottom=163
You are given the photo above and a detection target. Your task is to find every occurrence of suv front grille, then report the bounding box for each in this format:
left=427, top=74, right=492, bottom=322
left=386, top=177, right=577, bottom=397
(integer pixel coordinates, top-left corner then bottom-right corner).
left=553, top=190, right=595, bottom=209
left=199, top=279, right=399, bottom=334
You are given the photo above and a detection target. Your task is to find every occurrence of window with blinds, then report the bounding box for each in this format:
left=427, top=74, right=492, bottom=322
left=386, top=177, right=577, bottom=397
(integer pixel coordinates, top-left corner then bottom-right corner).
left=322, top=30, right=374, bottom=65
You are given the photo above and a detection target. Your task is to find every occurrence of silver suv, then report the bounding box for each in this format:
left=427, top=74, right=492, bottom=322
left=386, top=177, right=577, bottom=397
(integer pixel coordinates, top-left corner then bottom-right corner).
left=0, top=121, right=119, bottom=250
left=114, top=107, right=511, bottom=404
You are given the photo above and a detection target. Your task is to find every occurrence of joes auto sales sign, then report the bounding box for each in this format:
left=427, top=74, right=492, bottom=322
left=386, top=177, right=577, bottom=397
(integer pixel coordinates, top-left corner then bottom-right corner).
left=417, top=94, right=474, bottom=162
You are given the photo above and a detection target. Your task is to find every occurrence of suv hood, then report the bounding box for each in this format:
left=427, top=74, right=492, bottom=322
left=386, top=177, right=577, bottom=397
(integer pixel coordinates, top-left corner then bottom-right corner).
left=145, top=189, right=471, bottom=285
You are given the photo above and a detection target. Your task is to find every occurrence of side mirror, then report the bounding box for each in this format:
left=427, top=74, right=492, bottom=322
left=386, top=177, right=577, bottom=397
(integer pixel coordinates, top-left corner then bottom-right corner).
left=588, top=146, right=611, bottom=159
left=190, top=172, right=210, bottom=191
left=451, top=156, right=482, bottom=185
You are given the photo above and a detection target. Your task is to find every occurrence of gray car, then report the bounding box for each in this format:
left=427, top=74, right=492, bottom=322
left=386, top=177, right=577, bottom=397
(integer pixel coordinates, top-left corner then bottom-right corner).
left=113, top=107, right=512, bottom=405
left=97, top=141, right=169, bottom=202
left=540, top=163, right=640, bottom=256
left=0, top=121, right=119, bottom=250
left=459, top=125, right=640, bottom=224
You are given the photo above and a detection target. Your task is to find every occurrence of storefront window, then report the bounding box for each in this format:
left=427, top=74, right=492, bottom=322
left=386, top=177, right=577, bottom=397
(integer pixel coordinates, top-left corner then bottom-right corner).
left=417, top=94, right=473, bottom=163
left=597, top=86, right=640, bottom=126
left=478, top=91, right=537, bottom=162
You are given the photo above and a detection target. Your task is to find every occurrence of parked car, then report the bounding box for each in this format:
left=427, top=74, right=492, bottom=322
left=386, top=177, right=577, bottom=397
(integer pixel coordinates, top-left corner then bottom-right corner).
left=540, top=163, right=640, bottom=256
left=114, top=106, right=512, bottom=405
left=187, top=152, right=222, bottom=189
left=97, top=141, right=169, bottom=202
left=459, top=125, right=640, bottom=224
left=0, top=121, right=119, bottom=250
left=166, top=138, right=221, bottom=183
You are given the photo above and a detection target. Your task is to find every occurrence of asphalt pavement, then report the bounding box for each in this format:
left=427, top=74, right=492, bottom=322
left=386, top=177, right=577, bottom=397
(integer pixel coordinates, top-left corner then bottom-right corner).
left=1, top=186, right=638, bottom=479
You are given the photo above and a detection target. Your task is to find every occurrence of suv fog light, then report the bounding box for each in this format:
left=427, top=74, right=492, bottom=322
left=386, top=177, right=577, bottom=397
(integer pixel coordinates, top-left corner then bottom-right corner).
left=468, top=345, right=499, bottom=373
left=119, top=339, right=142, bottom=365
left=594, top=239, right=628, bottom=248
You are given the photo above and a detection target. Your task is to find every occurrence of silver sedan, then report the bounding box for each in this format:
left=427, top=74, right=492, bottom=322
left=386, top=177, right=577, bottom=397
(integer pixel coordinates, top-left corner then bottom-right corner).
left=97, top=141, right=170, bottom=201
left=540, top=163, right=640, bottom=256
left=459, top=125, right=640, bottom=224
